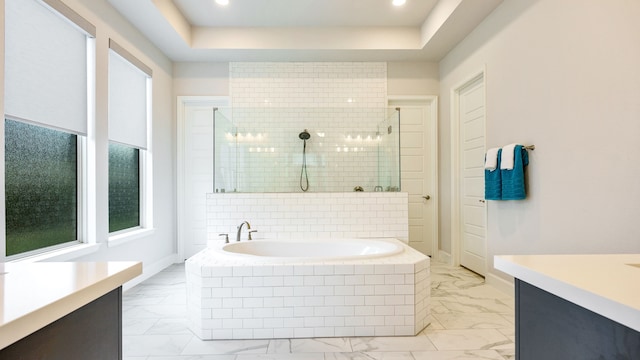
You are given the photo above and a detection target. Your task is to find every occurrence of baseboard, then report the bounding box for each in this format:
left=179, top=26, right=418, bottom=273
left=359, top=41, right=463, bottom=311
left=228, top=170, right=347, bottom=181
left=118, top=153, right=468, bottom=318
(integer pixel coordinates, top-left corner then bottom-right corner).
left=486, top=272, right=515, bottom=296
left=437, top=250, right=452, bottom=265
left=122, top=253, right=180, bottom=291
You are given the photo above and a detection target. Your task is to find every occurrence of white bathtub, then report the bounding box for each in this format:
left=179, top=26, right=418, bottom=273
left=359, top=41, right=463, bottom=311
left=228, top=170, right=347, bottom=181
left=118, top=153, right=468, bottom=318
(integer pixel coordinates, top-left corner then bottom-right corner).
left=213, top=238, right=403, bottom=262
left=186, top=238, right=430, bottom=339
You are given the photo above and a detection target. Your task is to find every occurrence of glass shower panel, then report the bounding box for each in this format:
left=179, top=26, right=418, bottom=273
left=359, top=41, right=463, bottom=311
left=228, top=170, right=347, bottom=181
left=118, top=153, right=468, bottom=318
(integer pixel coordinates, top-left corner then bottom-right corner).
left=213, top=107, right=401, bottom=193
left=377, top=108, right=401, bottom=192
left=213, top=108, right=237, bottom=193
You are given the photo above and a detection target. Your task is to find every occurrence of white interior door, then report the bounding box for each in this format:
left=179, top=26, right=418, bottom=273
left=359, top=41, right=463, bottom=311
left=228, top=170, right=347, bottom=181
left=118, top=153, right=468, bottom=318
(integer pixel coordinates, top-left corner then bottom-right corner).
left=178, top=97, right=229, bottom=260
left=389, top=97, right=438, bottom=257
left=458, top=76, right=487, bottom=276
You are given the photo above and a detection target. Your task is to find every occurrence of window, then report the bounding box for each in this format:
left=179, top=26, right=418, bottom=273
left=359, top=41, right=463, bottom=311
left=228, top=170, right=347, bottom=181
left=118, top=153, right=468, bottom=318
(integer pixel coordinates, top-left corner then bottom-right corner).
left=3, top=0, right=95, bottom=258
left=109, top=143, right=140, bottom=232
left=108, top=40, right=152, bottom=238
left=4, top=120, right=79, bottom=256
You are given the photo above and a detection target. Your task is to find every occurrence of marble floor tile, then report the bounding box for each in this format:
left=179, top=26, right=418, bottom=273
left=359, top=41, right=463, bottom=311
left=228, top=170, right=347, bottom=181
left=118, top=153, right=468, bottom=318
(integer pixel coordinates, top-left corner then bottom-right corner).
left=431, top=295, right=512, bottom=314
left=147, top=356, right=235, bottom=360
left=433, top=313, right=513, bottom=329
left=124, top=304, right=189, bottom=319
left=325, top=352, right=415, bottom=360
left=159, top=292, right=188, bottom=305
left=123, top=334, right=194, bottom=357
left=350, top=336, right=437, bottom=352
left=124, top=318, right=159, bottom=335
left=496, top=347, right=516, bottom=360
left=425, top=329, right=511, bottom=351
left=411, top=350, right=505, bottom=360
left=267, top=339, right=292, bottom=353
left=497, top=328, right=515, bottom=342
left=499, top=313, right=515, bottom=324
left=290, top=338, right=352, bottom=353
left=145, top=318, right=192, bottom=335
left=236, top=353, right=324, bottom=360
left=123, top=294, right=171, bottom=306
left=181, top=338, right=270, bottom=355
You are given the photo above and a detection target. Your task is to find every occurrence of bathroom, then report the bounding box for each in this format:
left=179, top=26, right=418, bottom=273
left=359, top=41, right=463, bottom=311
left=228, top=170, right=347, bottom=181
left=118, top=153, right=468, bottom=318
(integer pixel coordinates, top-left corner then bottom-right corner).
left=2, top=0, right=640, bottom=359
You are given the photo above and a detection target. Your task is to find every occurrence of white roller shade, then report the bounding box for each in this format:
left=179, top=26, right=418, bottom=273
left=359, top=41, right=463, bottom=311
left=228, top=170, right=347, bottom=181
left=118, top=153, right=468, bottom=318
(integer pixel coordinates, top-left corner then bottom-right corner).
left=4, top=0, right=91, bottom=135
left=108, top=48, right=149, bottom=149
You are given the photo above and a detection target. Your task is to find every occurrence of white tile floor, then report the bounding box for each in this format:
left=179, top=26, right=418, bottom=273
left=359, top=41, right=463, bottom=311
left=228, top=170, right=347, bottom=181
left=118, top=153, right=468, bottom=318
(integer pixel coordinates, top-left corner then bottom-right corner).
left=123, top=261, right=515, bottom=360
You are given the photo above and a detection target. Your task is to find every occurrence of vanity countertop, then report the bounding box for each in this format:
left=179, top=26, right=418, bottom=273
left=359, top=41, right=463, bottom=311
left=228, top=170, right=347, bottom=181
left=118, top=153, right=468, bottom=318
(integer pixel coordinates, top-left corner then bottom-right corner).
left=494, top=254, right=640, bottom=332
left=0, top=261, right=142, bottom=349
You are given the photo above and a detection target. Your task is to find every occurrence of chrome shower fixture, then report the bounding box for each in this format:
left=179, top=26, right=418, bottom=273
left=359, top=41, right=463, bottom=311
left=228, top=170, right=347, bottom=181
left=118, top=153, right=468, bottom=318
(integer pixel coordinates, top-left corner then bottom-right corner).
left=299, top=129, right=310, bottom=192
left=299, top=129, right=311, bottom=140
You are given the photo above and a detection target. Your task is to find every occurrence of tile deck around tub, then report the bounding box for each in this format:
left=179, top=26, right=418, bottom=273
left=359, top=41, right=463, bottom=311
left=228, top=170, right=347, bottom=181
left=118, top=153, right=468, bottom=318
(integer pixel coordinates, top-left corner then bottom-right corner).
left=185, top=240, right=430, bottom=340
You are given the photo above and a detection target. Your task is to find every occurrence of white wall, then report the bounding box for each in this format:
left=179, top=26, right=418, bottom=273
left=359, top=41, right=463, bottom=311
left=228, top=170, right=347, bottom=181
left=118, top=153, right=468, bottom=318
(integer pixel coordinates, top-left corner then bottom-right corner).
left=438, top=0, right=640, bottom=281
left=0, top=0, right=177, bottom=280
left=173, top=62, right=229, bottom=96
left=387, top=62, right=439, bottom=96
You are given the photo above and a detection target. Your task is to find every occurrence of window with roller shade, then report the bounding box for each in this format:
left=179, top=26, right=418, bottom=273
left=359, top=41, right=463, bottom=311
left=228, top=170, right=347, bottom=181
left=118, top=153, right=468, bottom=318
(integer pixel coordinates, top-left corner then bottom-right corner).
left=108, top=40, right=152, bottom=234
left=3, top=0, right=95, bottom=258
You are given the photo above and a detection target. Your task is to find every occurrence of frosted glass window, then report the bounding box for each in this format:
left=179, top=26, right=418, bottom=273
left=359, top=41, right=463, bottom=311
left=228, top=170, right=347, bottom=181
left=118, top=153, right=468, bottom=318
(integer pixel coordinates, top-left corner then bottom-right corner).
left=4, top=0, right=93, bottom=135
left=4, top=119, right=78, bottom=256
left=109, top=142, right=140, bottom=233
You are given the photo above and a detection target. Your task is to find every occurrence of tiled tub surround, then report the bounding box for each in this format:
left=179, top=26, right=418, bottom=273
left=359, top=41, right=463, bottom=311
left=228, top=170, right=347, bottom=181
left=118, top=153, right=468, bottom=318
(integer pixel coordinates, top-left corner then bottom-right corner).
left=186, top=238, right=430, bottom=340
left=206, top=192, right=409, bottom=248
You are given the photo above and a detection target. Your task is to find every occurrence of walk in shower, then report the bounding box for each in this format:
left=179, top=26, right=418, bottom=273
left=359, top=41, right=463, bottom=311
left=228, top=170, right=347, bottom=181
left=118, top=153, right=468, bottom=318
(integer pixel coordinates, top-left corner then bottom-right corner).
left=213, top=107, right=400, bottom=193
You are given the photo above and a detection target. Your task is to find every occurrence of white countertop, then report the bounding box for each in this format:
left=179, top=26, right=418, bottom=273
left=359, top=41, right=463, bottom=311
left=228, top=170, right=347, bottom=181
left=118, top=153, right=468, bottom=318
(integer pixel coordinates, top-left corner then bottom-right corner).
left=0, top=261, right=142, bottom=350
left=494, top=254, right=640, bottom=332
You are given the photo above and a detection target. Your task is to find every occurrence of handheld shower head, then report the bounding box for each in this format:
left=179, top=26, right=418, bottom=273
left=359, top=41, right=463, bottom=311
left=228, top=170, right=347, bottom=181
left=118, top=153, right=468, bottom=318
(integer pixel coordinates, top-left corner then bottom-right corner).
left=299, top=129, right=311, bottom=140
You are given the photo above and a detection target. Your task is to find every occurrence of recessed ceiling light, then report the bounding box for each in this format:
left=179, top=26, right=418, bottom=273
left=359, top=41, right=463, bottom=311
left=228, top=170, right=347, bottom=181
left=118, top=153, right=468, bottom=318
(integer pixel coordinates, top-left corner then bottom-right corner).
left=215, top=0, right=229, bottom=6
left=392, top=0, right=406, bottom=6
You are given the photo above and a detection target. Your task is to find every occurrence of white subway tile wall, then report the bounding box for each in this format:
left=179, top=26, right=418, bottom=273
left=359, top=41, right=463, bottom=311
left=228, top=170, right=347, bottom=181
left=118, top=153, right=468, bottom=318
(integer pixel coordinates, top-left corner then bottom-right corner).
left=206, top=192, right=409, bottom=244
left=228, top=62, right=394, bottom=192
left=229, top=62, right=387, bottom=109
left=186, top=241, right=430, bottom=340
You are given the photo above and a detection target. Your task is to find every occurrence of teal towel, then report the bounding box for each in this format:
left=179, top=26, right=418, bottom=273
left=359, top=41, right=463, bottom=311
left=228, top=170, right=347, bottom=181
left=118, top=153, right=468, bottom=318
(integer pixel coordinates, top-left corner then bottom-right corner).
left=501, top=145, right=529, bottom=200
left=484, top=149, right=502, bottom=200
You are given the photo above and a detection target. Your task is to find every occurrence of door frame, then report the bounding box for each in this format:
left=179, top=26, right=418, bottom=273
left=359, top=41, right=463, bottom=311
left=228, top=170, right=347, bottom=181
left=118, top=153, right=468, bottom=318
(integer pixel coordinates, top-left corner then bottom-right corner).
left=450, top=68, right=487, bottom=271
left=176, top=96, right=230, bottom=261
left=387, top=95, right=439, bottom=258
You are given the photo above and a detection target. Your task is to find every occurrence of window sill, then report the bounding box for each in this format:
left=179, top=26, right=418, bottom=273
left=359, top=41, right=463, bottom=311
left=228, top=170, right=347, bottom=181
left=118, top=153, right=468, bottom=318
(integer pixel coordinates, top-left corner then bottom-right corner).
left=11, top=243, right=101, bottom=263
left=108, top=228, right=155, bottom=248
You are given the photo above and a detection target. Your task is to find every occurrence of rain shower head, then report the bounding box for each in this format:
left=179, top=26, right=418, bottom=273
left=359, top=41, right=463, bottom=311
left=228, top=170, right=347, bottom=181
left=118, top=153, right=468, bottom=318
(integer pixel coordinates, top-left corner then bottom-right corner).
left=299, top=129, right=311, bottom=140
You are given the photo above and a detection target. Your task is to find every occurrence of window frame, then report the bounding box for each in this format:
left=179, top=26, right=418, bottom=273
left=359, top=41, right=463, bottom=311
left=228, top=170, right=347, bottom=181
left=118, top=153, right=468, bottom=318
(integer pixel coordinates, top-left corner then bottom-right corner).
left=107, top=41, right=154, bottom=246
left=108, top=142, right=141, bottom=234
left=3, top=117, right=85, bottom=260
left=2, top=0, right=97, bottom=261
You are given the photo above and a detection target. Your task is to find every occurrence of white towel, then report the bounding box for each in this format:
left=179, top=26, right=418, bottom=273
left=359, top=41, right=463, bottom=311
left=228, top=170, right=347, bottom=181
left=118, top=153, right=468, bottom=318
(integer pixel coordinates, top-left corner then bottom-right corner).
left=500, top=143, right=518, bottom=170
left=484, top=147, right=500, bottom=171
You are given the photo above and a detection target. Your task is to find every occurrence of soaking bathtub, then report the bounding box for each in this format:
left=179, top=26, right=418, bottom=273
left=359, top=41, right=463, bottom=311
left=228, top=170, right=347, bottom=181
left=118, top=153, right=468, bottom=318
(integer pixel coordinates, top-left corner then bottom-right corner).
left=212, top=238, right=404, bottom=262
left=186, top=238, right=430, bottom=340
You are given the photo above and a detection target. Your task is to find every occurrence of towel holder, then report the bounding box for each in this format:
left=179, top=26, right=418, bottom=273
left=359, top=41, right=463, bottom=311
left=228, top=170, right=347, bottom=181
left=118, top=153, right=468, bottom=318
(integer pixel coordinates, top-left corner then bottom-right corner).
left=523, top=145, right=535, bottom=150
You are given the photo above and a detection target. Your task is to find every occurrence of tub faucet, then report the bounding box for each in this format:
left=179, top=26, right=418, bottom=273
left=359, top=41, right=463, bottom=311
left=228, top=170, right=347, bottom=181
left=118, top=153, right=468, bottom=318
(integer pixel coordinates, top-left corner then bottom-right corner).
left=236, top=221, right=251, bottom=242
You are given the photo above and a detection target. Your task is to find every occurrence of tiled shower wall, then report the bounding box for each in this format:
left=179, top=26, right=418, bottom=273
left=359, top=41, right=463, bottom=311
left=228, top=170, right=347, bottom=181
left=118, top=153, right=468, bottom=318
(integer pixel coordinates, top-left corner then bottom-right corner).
left=228, top=62, right=392, bottom=193
left=207, top=192, right=409, bottom=244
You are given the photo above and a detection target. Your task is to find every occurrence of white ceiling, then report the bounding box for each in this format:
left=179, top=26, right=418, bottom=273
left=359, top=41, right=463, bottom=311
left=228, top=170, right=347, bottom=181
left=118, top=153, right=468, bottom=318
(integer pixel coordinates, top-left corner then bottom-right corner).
left=172, top=0, right=439, bottom=27
left=108, top=0, right=503, bottom=62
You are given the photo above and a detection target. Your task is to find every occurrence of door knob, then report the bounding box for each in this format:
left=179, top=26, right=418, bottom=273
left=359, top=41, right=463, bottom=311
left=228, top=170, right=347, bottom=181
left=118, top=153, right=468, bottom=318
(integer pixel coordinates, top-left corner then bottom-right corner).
left=422, top=195, right=431, bottom=200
